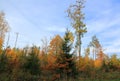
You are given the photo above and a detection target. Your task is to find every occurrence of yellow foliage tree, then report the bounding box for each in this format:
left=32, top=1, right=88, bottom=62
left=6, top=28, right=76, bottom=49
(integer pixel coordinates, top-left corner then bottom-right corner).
left=49, top=35, right=63, bottom=55
left=47, top=35, right=63, bottom=70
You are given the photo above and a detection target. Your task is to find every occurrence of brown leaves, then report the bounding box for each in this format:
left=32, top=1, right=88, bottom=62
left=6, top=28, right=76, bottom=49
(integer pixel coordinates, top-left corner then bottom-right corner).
left=49, top=35, right=63, bottom=55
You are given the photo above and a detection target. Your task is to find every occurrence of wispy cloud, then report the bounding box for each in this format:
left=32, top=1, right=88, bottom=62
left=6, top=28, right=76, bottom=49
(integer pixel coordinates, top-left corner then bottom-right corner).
left=46, top=25, right=66, bottom=33
left=82, top=0, right=120, bottom=55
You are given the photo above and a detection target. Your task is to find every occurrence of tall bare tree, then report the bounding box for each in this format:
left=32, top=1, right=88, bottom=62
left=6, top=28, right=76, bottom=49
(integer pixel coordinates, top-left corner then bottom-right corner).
left=0, top=12, right=9, bottom=39
left=67, top=0, right=87, bottom=58
left=89, top=35, right=102, bottom=60
left=0, top=11, right=9, bottom=50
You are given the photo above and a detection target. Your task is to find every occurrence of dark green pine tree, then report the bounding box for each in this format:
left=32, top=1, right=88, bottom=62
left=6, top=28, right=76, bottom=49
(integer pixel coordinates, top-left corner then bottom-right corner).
left=0, top=51, right=9, bottom=73
left=23, top=46, right=41, bottom=75
left=56, top=29, right=77, bottom=80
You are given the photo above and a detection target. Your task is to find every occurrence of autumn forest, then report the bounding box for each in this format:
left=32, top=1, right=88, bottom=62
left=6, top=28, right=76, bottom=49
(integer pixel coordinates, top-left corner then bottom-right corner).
left=0, top=0, right=120, bottom=81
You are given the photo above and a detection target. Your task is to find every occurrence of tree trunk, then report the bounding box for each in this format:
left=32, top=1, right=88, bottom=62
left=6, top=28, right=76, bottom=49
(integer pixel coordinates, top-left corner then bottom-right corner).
left=78, top=33, right=81, bottom=60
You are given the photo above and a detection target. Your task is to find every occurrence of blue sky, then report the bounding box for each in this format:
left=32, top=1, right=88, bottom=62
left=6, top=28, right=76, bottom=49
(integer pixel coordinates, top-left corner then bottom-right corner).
left=0, top=0, right=120, bottom=56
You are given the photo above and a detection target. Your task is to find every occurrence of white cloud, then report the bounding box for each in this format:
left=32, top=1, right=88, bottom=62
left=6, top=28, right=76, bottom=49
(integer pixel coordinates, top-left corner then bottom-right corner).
left=46, top=25, right=66, bottom=33
left=86, top=14, right=120, bottom=34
